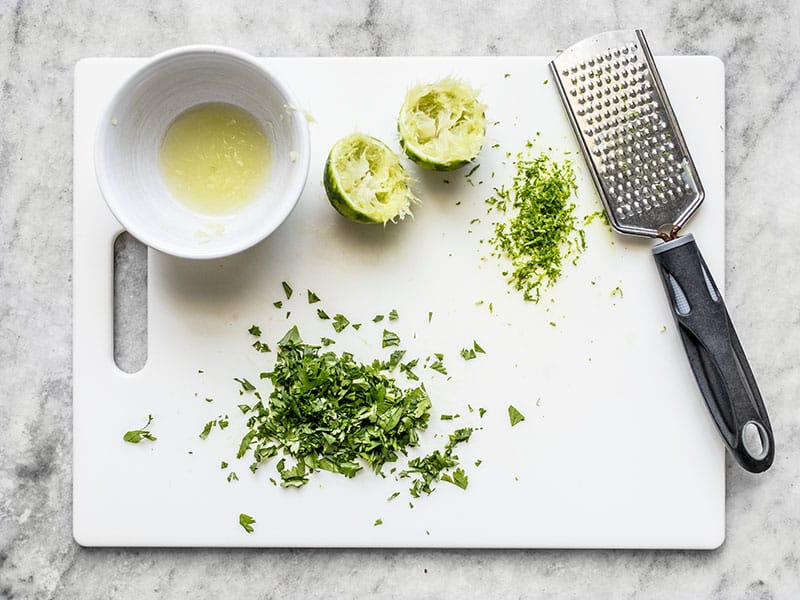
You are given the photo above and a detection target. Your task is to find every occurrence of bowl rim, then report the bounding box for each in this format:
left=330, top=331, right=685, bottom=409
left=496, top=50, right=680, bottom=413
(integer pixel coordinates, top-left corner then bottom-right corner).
left=94, top=44, right=311, bottom=260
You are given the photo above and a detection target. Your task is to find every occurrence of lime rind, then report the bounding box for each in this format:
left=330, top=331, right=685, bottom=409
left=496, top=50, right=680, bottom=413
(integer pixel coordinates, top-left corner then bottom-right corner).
left=324, top=133, right=417, bottom=224
left=398, top=77, right=487, bottom=171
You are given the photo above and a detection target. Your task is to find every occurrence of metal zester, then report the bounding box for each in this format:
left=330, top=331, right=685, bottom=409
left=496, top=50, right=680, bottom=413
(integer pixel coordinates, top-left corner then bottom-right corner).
left=550, top=30, right=774, bottom=473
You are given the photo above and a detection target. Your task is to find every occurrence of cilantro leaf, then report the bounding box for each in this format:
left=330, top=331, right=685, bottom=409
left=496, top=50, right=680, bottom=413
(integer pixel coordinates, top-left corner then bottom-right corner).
left=122, top=415, right=156, bottom=444
left=199, top=420, right=216, bottom=440
left=332, top=314, right=350, bottom=333
left=382, top=329, right=400, bottom=348
left=239, top=513, right=255, bottom=533
left=508, top=404, right=525, bottom=426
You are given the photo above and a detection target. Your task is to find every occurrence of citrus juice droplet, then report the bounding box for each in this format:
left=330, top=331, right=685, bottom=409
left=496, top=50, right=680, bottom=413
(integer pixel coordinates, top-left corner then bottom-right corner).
left=159, top=103, right=271, bottom=214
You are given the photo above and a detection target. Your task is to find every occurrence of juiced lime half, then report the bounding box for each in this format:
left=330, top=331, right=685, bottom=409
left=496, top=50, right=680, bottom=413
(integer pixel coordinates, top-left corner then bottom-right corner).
left=398, top=78, right=487, bottom=171
left=324, top=133, right=417, bottom=224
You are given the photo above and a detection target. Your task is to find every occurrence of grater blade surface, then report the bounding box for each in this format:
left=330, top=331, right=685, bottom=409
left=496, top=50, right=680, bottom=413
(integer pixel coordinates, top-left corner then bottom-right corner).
left=550, top=30, right=704, bottom=239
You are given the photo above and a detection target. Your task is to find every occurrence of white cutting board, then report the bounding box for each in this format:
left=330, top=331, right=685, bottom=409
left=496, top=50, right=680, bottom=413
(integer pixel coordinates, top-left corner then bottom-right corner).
left=73, top=56, right=726, bottom=548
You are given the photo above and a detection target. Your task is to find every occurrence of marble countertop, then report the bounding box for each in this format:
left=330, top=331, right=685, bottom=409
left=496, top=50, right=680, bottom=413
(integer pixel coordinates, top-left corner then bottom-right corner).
left=1, top=1, right=798, bottom=598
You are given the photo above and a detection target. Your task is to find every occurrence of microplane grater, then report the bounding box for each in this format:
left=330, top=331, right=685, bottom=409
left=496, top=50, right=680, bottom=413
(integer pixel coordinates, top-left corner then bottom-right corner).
left=551, top=29, right=703, bottom=239
left=550, top=30, right=775, bottom=473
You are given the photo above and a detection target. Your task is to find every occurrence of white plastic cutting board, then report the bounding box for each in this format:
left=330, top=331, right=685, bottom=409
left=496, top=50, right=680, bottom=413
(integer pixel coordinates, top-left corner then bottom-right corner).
left=73, top=56, right=726, bottom=548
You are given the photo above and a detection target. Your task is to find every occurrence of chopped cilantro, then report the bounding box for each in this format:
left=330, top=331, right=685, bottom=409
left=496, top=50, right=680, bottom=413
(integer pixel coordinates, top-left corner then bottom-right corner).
left=479, top=407, right=487, bottom=418
left=234, top=377, right=256, bottom=392
left=332, top=314, right=350, bottom=332
left=199, top=420, right=216, bottom=440
left=204, top=397, right=214, bottom=403
left=227, top=471, right=239, bottom=482
left=320, top=337, right=336, bottom=346
left=508, top=405, right=525, bottom=426
left=429, top=360, right=447, bottom=375
left=352, top=323, right=362, bottom=330
left=374, top=518, right=383, bottom=526
left=281, top=281, right=293, bottom=299
left=387, top=491, right=400, bottom=501
left=473, top=340, right=485, bottom=354
left=400, top=428, right=473, bottom=497
left=221, top=461, right=229, bottom=469
left=307, top=290, right=321, bottom=303
left=428, top=311, right=433, bottom=323
left=460, top=347, right=477, bottom=360
left=611, top=286, right=624, bottom=298
left=248, top=325, right=262, bottom=336
left=373, top=314, right=385, bottom=323
left=252, top=340, right=271, bottom=353
left=122, top=415, right=156, bottom=444
left=239, top=513, right=255, bottom=533
left=388, top=309, right=399, bottom=321
left=474, top=459, right=482, bottom=467
left=317, top=308, right=330, bottom=320
left=236, top=326, right=432, bottom=488
left=466, top=164, right=480, bottom=178
left=382, top=329, right=400, bottom=348
left=273, top=301, right=283, bottom=309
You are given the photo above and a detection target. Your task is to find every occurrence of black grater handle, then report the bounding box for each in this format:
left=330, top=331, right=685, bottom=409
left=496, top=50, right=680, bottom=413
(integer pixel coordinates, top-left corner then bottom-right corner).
left=652, top=234, right=774, bottom=473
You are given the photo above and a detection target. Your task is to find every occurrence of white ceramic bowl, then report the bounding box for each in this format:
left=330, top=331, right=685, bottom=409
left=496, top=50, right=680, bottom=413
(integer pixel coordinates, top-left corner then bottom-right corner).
left=95, top=45, right=310, bottom=259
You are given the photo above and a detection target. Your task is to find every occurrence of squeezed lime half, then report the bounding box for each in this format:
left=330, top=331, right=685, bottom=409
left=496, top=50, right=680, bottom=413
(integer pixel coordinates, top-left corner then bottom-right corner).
left=324, top=133, right=417, bottom=224
left=398, top=78, right=487, bottom=171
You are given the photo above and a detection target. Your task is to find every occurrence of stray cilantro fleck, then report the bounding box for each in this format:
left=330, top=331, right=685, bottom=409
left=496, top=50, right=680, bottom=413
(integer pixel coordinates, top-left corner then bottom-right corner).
left=221, top=461, right=229, bottom=469
left=466, top=164, right=480, bottom=178
left=382, top=330, right=400, bottom=348
left=479, top=407, right=487, bottom=418
left=252, top=340, right=271, bottom=353
left=611, top=286, right=624, bottom=299
left=352, top=323, right=362, bottom=330
left=428, top=311, right=433, bottom=323
left=204, top=397, right=214, bottom=403
left=234, top=377, right=256, bottom=392
left=374, top=518, right=383, bottom=526
left=199, top=420, right=216, bottom=440
left=387, top=492, right=400, bottom=501
left=248, top=325, right=262, bottom=336
left=320, top=337, right=336, bottom=346
left=123, top=415, right=156, bottom=444
left=281, top=281, right=293, bottom=299
left=239, top=513, right=255, bottom=533
left=332, top=314, right=350, bottom=332
left=508, top=405, right=525, bottom=426
left=429, top=360, right=447, bottom=375
left=474, top=459, right=482, bottom=467
left=307, top=290, right=321, bottom=304
left=373, top=314, right=385, bottom=323
left=473, top=340, right=485, bottom=354
left=317, top=308, right=330, bottom=320
left=460, top=347, right=477, bottom=360
left=273, top=301, right=283, bottom=309
left=388, top=309, right=399, bottom=321
left=227, top=471, right=239, bottom=482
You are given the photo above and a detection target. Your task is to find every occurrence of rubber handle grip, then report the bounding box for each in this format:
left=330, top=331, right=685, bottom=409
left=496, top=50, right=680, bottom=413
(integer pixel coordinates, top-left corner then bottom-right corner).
left=653, top=235, right=774, bottom=473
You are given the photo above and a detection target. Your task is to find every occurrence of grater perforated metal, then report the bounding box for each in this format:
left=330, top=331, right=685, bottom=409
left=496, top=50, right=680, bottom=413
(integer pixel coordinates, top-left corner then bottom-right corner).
left=550, top=30, right=775, bottom=473
left=551, top=29, right=703, bottom=240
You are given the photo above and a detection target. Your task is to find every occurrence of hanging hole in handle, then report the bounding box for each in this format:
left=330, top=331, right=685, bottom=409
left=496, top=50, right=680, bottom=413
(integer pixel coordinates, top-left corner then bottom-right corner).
left=114, top=232, right=148, bottom=373
left=741, top=421, right=769, bottom=461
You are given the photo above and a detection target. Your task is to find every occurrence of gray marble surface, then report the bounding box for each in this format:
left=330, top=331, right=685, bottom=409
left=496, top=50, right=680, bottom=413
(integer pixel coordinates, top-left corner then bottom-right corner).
left=1, top=0, right=798, bottom=598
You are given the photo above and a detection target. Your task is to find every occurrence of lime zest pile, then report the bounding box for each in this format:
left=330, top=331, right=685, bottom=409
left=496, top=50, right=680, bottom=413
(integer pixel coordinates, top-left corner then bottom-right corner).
left=236, top=326, right=432, bottom=488
left=398, top=77, right=487, bottom=171
left=486, top=151, right=585, bottom=302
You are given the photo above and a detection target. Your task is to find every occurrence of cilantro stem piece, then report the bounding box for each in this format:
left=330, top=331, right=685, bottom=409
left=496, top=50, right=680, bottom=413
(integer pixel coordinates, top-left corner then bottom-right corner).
left=508, top=405, right=525, bottom=426
left=239, top=513, right=255, bottom=533
left=123, top=415, right=156, bottom=444
left=486, top=151, right=585, bottom=302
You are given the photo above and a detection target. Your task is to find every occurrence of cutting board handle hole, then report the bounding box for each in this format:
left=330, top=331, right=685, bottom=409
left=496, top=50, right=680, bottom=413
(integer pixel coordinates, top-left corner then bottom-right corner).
left=114, top=232, right=148, bottom=373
